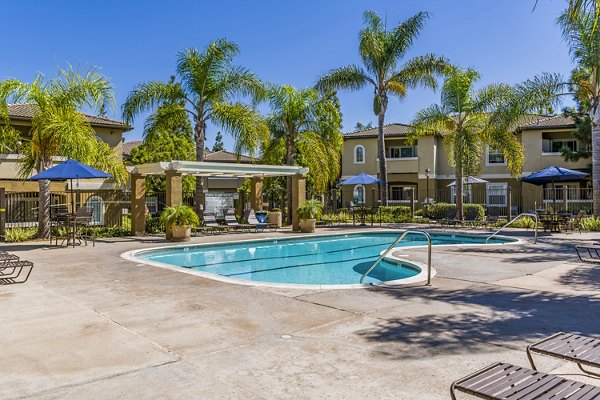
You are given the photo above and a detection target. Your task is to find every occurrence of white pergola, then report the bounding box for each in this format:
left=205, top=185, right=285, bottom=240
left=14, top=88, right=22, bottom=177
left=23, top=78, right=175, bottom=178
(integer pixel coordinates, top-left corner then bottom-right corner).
left=130, top=161, right=308, bottom=234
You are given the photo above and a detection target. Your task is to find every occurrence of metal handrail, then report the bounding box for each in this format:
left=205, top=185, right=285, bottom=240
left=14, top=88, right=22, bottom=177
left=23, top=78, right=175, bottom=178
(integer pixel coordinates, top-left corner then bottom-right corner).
left=360, top=230, right=433, bottom=285
left=485, top=212, right=539, bottom=244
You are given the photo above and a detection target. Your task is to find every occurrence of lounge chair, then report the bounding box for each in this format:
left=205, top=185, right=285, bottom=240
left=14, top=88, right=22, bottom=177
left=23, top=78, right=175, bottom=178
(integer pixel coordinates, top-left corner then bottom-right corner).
left=0, top=252, right=20, bottom=263
left=224, top=209, right=257, bottom=233
left=575, top=245, right=600, bottom=264
left=527, top=332, right=600, bottom=377
left=451, top=362, right=600, bottom=400
left=247, top=209, right=278, bottom=231
left=0, top=260, right=34, bottom=285
left=204, top=213, right=230, bottom=233
left=463, top=209, right=482, bottom=229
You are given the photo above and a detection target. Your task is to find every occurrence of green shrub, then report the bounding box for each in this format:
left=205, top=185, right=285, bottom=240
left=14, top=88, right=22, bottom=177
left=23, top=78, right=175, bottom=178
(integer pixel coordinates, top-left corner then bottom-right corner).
left=145, top=216, right=165, bottom=234
left=375, top=206, right=412, bottom=223
left=4, top=227, right=38, bottom=242
left=581, top=216, right=600, bottom=231
left=160, top=204, right=200, bottom=227
left=296, top=199, right=323, bottom=220
left=79, top=226, right=131, bottom=238
left=424, top=202, right=485, bottom=220
left=414, top=209, right=424, bottom=217
left=509, top=216, right=535, bottom=229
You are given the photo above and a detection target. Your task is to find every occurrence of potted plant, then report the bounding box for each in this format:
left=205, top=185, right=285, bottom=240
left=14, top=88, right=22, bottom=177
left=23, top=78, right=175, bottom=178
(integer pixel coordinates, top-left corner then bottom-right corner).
left=269, top=208, right=282, bottom=228
left=159, top=204, right=199, bottom=241
left=295, top=199, right=323, bottom=233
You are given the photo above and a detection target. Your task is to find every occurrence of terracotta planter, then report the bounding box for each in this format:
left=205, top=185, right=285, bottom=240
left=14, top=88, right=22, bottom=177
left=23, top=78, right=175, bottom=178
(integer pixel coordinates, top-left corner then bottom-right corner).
left=299, top=219, right=316, bottom=233
left=170, top=225, right=191, bottom=241
left=269, top=211, right=282, bottom=228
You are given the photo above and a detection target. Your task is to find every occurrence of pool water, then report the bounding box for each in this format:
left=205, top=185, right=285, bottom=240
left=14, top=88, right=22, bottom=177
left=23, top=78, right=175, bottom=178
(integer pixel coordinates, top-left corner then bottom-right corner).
left=136, top=232, right=515, bottom=286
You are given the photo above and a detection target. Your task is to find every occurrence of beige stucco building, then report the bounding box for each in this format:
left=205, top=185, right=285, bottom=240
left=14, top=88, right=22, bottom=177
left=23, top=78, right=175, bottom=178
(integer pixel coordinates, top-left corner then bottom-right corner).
left=340, top=115, right=592, bottom=215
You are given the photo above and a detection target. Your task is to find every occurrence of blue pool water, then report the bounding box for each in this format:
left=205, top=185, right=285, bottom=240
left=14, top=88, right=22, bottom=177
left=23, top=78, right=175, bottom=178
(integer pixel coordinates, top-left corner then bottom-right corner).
left=137, top=232, right=514, bottom=286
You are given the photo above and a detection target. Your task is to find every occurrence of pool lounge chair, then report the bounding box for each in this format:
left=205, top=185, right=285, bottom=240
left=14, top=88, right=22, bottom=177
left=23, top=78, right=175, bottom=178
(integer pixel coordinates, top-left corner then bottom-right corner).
left=575, top=245, right=600, bottom=264
left=527, top=332, right=600, bottom=378
left=224, top=209, right=257, bottom=233
left=451, top=362, right=600, bottom=400
left=0, top=260, right=34, bottom=285
left=195, top=213, right=229, bottom=235
left=247, top=209, right=278, bottom=231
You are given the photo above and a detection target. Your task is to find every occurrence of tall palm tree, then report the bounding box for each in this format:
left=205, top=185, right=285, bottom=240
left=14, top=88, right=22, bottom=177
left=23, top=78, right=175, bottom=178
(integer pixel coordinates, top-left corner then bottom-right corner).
left=559, top=9, right=600, bottom=215
left=122, top=39, right=268, bottom=214
left=261, top=85, right=342, bottom=222
left=316, top=10, right=449, bottom=205
left=0, top=67, right=126, bottom=238
left=409, top=68, right=560, bottom=219
left=568, top=0, right=600, bottom=30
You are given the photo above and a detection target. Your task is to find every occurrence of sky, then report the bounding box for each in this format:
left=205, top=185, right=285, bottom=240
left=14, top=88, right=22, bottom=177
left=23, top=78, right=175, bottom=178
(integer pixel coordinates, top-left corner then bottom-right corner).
left=0, top=0, right=575, bottom=152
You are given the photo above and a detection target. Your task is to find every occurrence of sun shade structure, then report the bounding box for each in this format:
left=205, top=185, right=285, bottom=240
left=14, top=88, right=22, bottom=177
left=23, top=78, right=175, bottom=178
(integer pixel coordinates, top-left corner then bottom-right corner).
left=129, top=161, right=309, bottom=234
left=338, top=172, right=383, bottom=186
left=447, top=176, right=488, bottom=187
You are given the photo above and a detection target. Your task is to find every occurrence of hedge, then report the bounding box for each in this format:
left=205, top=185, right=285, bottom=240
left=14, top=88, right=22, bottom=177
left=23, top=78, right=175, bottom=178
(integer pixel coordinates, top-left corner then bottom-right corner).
left=424, top=202, right=485, bottom=220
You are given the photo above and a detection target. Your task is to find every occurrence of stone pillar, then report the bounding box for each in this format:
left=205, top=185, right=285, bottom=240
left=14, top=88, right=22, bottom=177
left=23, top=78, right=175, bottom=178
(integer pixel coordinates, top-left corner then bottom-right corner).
left=131, top=174, right=146, bottom=236
left=291, top=175, right=306, bottom=232
left=250, top=177, right=264, bottom=212
left=166, top=171, right=183, bottom=207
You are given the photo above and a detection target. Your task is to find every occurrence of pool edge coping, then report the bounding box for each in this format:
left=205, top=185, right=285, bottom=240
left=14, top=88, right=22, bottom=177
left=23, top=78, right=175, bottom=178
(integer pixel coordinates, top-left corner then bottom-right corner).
left=121, top=230, right=524, bottom=290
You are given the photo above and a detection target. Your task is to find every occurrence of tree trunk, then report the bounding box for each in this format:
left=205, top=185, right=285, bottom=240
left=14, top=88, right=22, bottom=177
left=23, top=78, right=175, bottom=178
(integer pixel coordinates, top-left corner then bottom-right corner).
left=194, top=118, right=206, bottom=216
left=455, top=163, right=464, bottom=221
left=37, top=160, right=51, bottom=239
left=592, top=104, right=600, bottom=216
left=377, top=107, right=388, bottom=206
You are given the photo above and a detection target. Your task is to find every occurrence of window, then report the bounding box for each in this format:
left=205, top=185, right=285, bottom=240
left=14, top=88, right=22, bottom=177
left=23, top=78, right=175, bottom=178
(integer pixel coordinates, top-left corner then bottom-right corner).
left=389, top=146, right=418, bottom=159
left=487, top=147, right=505, bottom=165
left=390, top=186, right=404, bottom=201
left=146, top=197, right=158, bottom=215
left=354, top=145, right=365, bottom=164
left=450, top=185, right=472, bottom=203
left=542, top=139, right=578, bottom=153
left=353, top=185, right=365, bottom=204
left=85, top=196, right=104, bottom=225
left=486, top=183, right=507, bottom=206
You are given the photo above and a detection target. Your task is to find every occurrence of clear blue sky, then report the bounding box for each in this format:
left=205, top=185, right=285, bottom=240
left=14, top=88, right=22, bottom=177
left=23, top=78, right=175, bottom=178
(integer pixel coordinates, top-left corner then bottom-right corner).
left=0, top=0, right=574, bottom=151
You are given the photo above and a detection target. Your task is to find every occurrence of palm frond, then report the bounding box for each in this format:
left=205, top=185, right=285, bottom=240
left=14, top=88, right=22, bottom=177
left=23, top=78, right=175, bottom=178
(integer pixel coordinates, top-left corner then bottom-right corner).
left=315, top=65, right=372, bottom=93
left=388, top=54, right=450, bottom=94
left=211, top=101, right=268, bottom=157
left=121, top=81, right=188, bottom=123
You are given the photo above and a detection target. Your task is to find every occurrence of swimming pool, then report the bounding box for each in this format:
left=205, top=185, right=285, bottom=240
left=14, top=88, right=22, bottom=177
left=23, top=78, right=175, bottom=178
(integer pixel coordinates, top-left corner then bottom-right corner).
left=127, top=231, right=517, bottom=288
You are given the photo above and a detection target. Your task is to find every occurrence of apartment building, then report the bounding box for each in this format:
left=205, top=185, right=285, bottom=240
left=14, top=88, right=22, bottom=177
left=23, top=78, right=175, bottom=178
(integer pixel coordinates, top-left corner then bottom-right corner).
left=340, top=115, right=591, bottom=214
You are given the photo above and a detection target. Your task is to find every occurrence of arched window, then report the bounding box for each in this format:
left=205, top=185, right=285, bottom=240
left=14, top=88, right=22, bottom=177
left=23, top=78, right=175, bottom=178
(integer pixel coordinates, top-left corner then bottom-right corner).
left=354, top=145, right=365, bottom=164
left=85, top=196, right=104, bottom=225
left=353, top=184, right=365, bottom=205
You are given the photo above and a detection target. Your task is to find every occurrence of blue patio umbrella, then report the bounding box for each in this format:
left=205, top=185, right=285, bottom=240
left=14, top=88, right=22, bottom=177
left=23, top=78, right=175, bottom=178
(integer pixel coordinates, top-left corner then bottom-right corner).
left=338, top=172, right=383, bottom=206
left=29, top=159, right=111, bottom=210
left=522, top=165, right=588, bottom=210
left=338, top=172, right=384, bottom=186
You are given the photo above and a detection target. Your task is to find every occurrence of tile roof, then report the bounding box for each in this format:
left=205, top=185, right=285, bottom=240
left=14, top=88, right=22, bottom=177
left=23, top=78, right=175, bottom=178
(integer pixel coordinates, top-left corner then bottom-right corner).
left=122, top=140, right=143, bottom=160
left=204, top=150, right=254, bottom=163
left=344, top=115, right=575, bottom=138
left=5, top=103, right=131, bottom=130
left=343, top=123, right=412, bottom=139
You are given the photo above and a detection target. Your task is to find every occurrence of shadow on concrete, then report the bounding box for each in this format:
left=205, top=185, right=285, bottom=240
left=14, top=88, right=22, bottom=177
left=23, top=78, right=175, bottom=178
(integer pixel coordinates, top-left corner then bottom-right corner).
left=357, top=284, right=600, bottom=359
left=453, top=238, right=579, bottom=264
left=560, top=263, right=600, bottom=292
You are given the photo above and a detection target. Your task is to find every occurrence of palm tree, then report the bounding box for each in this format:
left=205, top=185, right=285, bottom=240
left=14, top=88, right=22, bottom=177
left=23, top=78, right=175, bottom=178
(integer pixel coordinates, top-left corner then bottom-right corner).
left=316, top=10, right=449, bottom=205
left=409, top=68, right=560, bottom=220
left=261, top=85, right=342, bottom=222
left=122, top=39, right=268, bottom=214
left=559, top=9, right=600, bottom=215
left=567, top=0, right=600, bottom=30
left=0, top=67, right=126, bottom=238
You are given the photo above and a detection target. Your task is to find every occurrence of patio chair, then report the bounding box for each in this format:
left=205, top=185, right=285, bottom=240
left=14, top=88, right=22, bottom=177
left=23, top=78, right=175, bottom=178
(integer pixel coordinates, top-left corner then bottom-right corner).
left=201, top=212, right=229, bottom=234
left=450, top=362, right=600, bottom=400
left=463, top=209, right=482, bottom=229
left=526, top=332, right=600, bottom=378
left=439, top=209, right=460, bottom=229
left=575, top=245, right=600, bottom=264
left=573, top=210, right=587, bottom=233
left=74, top=206, right=95, bottom=246
left=247, top=209, right=278, bottom=231
left=0, top=260, right=34, bottom=285
left=224, top=209, right=257, bottom=233
left=0, top=252, right=20, bottom=263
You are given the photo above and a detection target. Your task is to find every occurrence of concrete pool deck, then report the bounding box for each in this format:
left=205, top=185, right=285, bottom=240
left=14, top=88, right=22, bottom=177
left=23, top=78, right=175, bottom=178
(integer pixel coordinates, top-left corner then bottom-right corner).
left=1, top=227, right=599, bottom=399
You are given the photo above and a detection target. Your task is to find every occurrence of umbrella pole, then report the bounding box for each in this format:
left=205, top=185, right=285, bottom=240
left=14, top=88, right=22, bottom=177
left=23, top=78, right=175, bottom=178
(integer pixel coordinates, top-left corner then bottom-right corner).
left=552, top=181, right=556, bottom=212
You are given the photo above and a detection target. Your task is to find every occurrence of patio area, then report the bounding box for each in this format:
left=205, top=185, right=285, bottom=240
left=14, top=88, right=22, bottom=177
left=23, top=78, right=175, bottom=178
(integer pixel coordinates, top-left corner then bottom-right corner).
left=1, top=227, right=599, bottom=399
